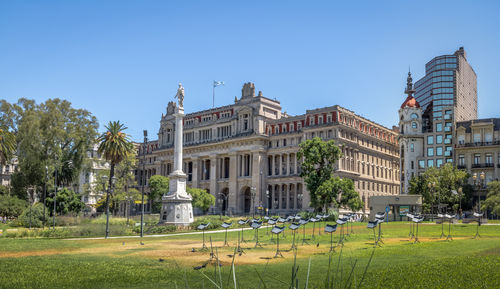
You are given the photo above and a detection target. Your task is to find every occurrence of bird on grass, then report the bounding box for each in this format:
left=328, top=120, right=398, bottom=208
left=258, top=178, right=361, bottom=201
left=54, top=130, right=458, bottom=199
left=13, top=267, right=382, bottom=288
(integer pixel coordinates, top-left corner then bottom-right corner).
left=191, top=248, right=196, bottom=252
left=122, top=242, right=125, bottom=246
left=227, top=254, right=234, bottom=258
left=159, top=258, right=165, bottom=262
left=140, top=242, right=145, bottom=246
left=316, top=243, right=320, bottom=247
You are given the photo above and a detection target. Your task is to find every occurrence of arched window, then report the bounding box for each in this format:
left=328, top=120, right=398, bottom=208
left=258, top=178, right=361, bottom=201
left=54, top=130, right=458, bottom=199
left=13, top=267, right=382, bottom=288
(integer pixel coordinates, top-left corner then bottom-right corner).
left=411, top=122, right=417, bottom=129
left=411, top=113, right=418, bottom=119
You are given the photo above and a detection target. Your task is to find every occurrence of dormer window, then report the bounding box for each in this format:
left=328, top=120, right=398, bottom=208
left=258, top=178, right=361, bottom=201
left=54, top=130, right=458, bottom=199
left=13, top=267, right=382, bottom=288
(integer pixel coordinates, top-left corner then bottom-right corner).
left=411, top=113, right=418, bottom=119
left=318, top=116, right=323, bottom=124
left=327, top=115, right=332, bottom=123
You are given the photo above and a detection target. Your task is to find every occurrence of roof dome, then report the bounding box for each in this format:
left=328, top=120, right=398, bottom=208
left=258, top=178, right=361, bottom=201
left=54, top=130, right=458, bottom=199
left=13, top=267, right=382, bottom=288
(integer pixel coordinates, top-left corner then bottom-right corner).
left=401, top=95, right=420, bottom=109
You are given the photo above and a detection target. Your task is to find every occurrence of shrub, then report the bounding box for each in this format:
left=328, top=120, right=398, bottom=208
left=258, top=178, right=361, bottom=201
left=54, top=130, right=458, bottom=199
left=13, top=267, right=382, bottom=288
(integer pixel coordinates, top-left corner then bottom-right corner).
left=192, top=215, right=230, bottom=230
left=14, top=203, right=49, bottom=228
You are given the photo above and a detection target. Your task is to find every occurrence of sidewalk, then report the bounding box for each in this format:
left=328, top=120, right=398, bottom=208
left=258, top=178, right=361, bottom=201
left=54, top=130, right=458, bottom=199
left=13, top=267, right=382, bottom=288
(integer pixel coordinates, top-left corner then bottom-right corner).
left=64, top=225, right=270, bottom=241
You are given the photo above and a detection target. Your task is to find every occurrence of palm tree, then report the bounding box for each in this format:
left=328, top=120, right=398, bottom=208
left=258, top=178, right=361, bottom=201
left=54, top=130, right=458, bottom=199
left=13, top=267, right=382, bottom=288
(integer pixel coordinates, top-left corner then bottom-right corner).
left=97, top=121, right=134, bottom=238
left=0, top=128, right=16, bottom=165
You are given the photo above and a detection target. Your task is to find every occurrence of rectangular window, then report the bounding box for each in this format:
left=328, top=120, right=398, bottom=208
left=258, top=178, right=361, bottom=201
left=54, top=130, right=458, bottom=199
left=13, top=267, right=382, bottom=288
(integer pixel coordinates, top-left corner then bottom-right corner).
left=427, top=147, right=434, bottom=157
left=418, top=160, right=425, bottom=169
left=486, top=154, right=493, bottom=165
left=458, top=155, right=465, bottom=166
left=436, top=123, right=443, bottom=132
left=427, top=136, right=434, bottom=145
left=427, top=159, right=434, bottom=168
left=474, top=154, right=480, bottom=165
left=436, top=135, right=443, bottom=144
left=473, top=133, right=481, bottom=143
left=485, top=132, right=493, bottom=142
left=446, top=158, right=453, bottom=163
left=436, top=147, right=443, bottom=156
left=436, top=159, right=443, bottom=168
left=411, top=161, right=414, bottom=170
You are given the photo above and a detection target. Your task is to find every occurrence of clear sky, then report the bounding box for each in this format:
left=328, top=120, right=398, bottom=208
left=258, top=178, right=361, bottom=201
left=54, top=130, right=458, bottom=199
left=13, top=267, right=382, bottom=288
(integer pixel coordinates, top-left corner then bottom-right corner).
left=1, top=0, right=499, bottom=142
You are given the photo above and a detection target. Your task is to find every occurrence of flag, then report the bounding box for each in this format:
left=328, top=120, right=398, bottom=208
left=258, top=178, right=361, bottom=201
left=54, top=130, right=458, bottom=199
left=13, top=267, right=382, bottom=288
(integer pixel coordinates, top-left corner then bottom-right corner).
left=213, top=80, right=225, bottom=87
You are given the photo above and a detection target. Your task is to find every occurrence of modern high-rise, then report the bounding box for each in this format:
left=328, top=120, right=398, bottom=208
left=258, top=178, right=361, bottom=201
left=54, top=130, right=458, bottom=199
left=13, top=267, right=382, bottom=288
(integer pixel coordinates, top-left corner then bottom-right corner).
left=398, top=48, right=478, bottom=191
left=414, top=47, right=477, bottom=123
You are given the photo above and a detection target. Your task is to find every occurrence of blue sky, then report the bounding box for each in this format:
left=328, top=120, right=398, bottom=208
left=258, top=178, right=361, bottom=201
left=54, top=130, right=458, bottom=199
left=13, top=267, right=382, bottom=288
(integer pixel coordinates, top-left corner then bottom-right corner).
left=1, top=0, right=499, bottom=142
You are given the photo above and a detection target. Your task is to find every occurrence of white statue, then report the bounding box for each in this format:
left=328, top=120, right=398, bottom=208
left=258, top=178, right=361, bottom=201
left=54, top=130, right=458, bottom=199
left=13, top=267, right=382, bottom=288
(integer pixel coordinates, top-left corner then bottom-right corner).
left=175, top=83, right=184, bottom=108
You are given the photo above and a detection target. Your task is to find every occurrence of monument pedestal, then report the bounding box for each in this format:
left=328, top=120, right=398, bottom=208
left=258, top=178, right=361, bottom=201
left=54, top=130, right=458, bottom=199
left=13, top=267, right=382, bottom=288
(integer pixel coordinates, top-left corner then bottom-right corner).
left=160, top=171, right=194, bottom=226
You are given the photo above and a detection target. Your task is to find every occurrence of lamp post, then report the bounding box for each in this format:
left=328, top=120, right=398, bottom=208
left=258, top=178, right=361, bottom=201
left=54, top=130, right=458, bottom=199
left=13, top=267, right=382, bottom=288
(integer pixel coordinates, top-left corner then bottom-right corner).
left=427, top=182, right=436, bottom=221
left=473, top=172, right=485, bottom=212
left=140, top=130, right=148, bottom=238
left=458, top=187, right=463, bottom=218
left=217, top=193, right=228, bottom=220
left=266, top=189, right=270, bottom=216
left=250, top=187, right=256, bottom=218
left=43, top=166, right=48, bottom=228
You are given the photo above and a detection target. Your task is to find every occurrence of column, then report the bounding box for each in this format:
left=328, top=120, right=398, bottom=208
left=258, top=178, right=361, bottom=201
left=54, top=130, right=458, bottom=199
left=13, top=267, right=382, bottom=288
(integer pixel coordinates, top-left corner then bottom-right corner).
left=251, top=151, right=264, bottom=208
left=210, top=155, right=217, bottom=199
left=294, top=154, right=298, bottom=175
left=285, top=154, right=289, bottom=175
left=228, top=153, right=238, bottom=214
left=270, top=155, right=275, bottom=176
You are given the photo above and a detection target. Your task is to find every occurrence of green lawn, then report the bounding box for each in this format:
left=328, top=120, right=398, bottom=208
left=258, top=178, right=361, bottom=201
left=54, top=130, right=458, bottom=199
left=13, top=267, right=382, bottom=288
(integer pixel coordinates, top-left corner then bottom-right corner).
left=0, top=222, right=499, bottom=288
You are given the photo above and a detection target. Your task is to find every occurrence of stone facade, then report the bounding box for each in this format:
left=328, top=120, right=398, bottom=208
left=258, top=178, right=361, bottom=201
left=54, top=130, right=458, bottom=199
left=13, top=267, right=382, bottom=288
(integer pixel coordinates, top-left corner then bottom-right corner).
left=137, top=83, right=400, bottom=215
left=455, top=118, right=500, bottom=205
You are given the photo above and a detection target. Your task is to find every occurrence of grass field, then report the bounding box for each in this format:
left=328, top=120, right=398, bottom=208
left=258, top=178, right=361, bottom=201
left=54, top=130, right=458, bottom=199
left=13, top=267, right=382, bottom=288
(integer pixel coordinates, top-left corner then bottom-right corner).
left=1, top=221, right=499, bottom=288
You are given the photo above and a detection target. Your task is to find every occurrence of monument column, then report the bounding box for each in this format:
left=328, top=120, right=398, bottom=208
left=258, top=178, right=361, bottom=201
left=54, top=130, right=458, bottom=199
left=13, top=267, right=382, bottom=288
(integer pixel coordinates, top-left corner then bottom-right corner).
left=160, top=83, right=193, bottom=226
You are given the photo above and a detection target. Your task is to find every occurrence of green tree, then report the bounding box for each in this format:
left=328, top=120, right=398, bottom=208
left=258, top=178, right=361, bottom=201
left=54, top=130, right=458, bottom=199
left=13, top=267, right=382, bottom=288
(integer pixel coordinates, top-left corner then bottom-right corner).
left=148, top=175, right=169, bottom=213
left=0, top=127, right=16, bottom=164
left=314, top=177, right=362, bottom=212
left=339, top=178, right=364, bottom=212
left=97, top=121, right=134, bottom=238
left=297, top=137, right=342, bottom=211
left=45, top=188, right=85, bottom=215
left=188, top=187, right=216, bottom=213
left=1, top=98, right=98, bottom=204
left=482, top=181, right=500, bottom=216
left=408, top=163, right=470, bottom=213
left=112, top=152, right=141, bottom=220
left=0, top=195, right=26, bottom=220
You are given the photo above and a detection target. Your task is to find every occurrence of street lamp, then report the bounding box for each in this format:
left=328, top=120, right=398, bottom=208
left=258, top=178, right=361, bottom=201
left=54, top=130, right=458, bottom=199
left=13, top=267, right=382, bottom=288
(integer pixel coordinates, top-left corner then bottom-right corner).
left=266, top=190, right=270, bottom=216
left=297, top=192, right=304, bottom=211
left=217, top=193, right=228, bottom=220
left=427, top=181, right=436, bottom=221
left=140, top=130, right=148, bottom=238
left=250, top=187, right=257, bottom=218
left=43, top=166, right=48, bottom=228
left=473, top=172, right=486, bottom=212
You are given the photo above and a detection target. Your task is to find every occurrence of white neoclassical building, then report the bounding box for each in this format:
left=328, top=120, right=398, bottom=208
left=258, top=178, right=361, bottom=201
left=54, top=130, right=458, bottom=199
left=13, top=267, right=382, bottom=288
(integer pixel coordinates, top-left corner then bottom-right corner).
left=137, top=82, right=401, bottom=215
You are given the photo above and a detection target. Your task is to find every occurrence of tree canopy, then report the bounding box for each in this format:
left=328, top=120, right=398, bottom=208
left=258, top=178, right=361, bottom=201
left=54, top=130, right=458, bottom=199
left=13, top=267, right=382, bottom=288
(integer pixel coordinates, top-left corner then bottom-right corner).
left=408, top=163, right=471, bottom=213
left=482, top=181, right=500, bottom=216
left=0, top=98, right=99, bottom=201
left=46, top=188, right=85, bottom=216
left=297, top=137, right=343, bottom=210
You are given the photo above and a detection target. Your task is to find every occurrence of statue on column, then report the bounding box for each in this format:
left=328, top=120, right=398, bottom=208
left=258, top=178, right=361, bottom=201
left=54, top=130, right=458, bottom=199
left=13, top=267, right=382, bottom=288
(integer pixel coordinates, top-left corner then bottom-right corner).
left=175, top=82, right=184, bottom=108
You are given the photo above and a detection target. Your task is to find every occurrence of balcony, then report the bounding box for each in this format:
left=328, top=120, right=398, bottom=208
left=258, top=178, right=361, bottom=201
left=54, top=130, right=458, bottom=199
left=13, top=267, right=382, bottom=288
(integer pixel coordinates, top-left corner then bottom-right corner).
left=471, top=163, right=494, bottom=169
left=456, top=141, right=500, bottom=148
left=457, top=165, right=466, bottom=170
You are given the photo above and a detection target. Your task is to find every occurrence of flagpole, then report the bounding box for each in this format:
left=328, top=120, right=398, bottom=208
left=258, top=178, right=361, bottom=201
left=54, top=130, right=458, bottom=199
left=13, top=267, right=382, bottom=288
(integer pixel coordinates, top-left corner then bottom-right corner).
left=213, top=81, right=215, bottom=108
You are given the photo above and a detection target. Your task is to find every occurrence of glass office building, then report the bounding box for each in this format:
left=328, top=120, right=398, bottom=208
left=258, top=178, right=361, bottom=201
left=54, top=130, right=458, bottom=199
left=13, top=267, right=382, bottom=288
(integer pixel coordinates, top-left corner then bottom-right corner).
left=411, top=48, right=477, bottom=173
left=414, top=47, right=477, bottom=123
